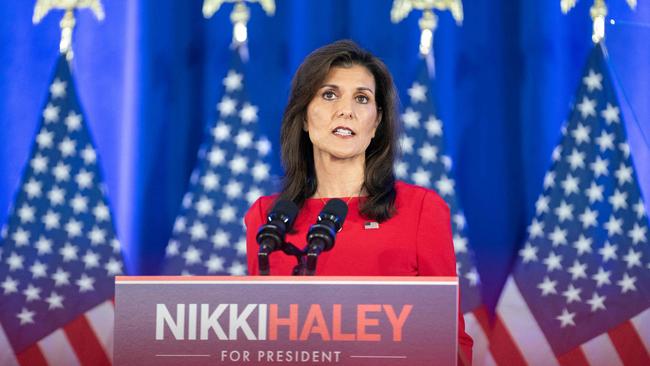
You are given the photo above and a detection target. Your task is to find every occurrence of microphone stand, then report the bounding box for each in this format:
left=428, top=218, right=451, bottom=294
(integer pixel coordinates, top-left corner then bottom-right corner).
left=258, top=241, right=309, bottom=276
left=260, top=240, right=331, bottom=276
left=257, top=249, right=271, bottom=275
left=305, top=245, right=323, bottom=276
left=282, top=242, right=309, bottom=276
left=292, top=256, right=308, bottom=276
left=288, top=241, right=327, bottom=276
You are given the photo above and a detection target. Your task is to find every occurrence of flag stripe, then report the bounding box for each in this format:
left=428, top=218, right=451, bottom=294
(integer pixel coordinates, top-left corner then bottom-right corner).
left=557, top=348, right=589, bottom=366
left=489, top=314, right=528, bottom=366
left=497, top=278, right=559, bottom=365
left=482, top=351, right=497, bottom=366
left=0, top=326, right=19, bottom=366
left=608, top=320, right=650, bottom=366
left=63, top=315, right=111, bottom=366
left=472, top=305, right=491, bottom=334
left=581, top=333, right=623, bottom=366
left=16, top=344, right=47, bottom=366
left=631, top=308, right=650, bottom=352
left=38, top=329, right=81, bottom=366
left=84, top=301, right=115, bottom=363
left=465, top=309, right=490, bottom=366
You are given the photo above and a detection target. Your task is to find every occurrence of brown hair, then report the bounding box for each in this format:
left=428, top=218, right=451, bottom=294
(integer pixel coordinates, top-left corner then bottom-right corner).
left=278, top=40, right=399, bottom=222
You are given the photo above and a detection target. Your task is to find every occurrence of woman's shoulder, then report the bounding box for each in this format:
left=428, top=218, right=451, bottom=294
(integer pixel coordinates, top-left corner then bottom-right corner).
left=249, top=194, right=279, bottom=211
left=395, top=180, right=449, bottom=211
left=245, top=194, right=280, bottom=222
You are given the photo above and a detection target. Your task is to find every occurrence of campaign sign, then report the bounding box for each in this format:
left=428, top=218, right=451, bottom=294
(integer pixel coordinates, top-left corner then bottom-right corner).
left=114, top=276, right=458, bottom=365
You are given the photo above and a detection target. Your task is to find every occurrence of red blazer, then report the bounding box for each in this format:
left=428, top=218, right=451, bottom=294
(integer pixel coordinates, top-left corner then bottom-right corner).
left=245, top=181, right=474, bottom=362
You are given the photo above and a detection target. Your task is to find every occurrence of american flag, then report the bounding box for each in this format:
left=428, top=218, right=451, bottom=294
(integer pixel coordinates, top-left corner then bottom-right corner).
left=162, top=51, right=273, bottom=276
left=396, top=60, right=490, bottom=365
left=490, top=44, right=650, bottom=365
left=0, top=56, right=124, bottom=366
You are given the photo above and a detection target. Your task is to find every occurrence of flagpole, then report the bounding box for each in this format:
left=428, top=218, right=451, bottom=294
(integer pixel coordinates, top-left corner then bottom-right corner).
left=202, top=0, right=276, bottom=62
left=561, top=0, right=636, bottom=44
left=560, top=0, right=647, bottom=149
left=390, top=0, right=463, bottom=77
left=32, top=0, right=105, bottom=62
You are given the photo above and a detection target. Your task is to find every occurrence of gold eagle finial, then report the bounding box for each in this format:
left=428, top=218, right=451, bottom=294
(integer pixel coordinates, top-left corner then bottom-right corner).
left=33, top=0, right=105, bottom=61
left=561, top=0, right=636, bottom=43
left=391, top=0, right=463, bottom=57
left=203, top=0, right=275, bottom=46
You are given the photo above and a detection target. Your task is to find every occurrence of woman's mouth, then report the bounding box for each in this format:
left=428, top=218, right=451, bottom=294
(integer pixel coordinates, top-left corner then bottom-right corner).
left=333, top=127, right=355, bottom=136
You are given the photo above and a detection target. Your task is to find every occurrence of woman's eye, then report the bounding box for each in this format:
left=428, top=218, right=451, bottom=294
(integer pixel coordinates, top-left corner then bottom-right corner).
left=322, top=91, right=336, bottom=100
left=355, top=95, right=369, bottom=104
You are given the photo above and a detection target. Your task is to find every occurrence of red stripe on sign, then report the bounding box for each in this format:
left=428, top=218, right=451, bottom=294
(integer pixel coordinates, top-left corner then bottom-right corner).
left=608, top=320, right=650, bottom=366
left=63, top=315, right=111, bottom=366
left=558, top=347, right=589, bottom=366
left=16, top=344, right=48, bottom=366
left=489, top=314, right=528, bottom=366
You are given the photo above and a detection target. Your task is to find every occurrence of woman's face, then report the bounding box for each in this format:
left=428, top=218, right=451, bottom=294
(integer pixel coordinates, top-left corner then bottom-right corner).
left=304, top=65, right=380, bottom=163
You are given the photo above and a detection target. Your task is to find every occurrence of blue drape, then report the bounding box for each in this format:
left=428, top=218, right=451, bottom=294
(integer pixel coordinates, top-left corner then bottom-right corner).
left=1, top=0, right=648, bottom=312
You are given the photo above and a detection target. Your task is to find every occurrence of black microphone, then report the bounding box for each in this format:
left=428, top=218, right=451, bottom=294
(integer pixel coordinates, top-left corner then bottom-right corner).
left=256, top=199, right=299, bottom=275
left=305, top=198, right=348, bottom=275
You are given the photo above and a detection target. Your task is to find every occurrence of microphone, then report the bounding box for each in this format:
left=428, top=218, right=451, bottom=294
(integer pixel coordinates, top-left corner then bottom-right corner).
left=305, top=198, right=348, bottom=275
left=256, top=199, right=299, bottom=275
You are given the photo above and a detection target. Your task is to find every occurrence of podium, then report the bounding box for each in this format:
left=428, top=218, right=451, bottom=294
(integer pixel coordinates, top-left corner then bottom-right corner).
left=114, top=276, right=458, bottom=365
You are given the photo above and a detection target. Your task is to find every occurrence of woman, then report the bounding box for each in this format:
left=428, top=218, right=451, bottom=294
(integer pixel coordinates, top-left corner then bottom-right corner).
left=245, top=40, right=473, bottom=361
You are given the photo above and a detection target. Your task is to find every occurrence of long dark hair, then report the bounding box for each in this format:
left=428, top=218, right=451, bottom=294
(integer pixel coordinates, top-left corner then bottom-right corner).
left=278, top=40, right=399, bottom=222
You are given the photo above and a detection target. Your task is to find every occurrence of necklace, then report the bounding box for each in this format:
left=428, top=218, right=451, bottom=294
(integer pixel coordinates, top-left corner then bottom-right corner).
left=317, top=195, right=356, bottom=206
left=316, top=186, right=362, bottom=207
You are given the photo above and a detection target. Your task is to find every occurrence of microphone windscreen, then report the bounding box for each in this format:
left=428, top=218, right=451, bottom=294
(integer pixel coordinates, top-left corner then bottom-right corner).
left=322, top=198, right=348, bottom=222
left=270, top=199, right=299, bottom=227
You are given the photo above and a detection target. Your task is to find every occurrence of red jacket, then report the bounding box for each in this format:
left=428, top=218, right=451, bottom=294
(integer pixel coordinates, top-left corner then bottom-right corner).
left=245, top=181, right=474, bottom=362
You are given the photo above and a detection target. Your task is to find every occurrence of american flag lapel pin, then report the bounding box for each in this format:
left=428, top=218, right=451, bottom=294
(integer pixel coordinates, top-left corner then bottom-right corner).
left=364, top=221, right=379, bottom=230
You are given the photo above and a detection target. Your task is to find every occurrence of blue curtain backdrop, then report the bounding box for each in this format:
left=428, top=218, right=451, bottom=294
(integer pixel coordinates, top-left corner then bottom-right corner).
left=1, top=0, right=648, bottom=313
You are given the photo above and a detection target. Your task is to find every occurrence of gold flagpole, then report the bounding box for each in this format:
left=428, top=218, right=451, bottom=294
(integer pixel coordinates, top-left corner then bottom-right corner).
left=561, top=0, right=636, bottom=43
left=391, top=0, right=463, bottom=59
left=33, top=0, right=105, bottom=61
left=203, top=0, right=275, bottom=47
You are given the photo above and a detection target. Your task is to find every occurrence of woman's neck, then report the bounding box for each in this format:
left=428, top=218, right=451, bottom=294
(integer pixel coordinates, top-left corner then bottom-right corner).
left=313, top=154, right=365, bottom=198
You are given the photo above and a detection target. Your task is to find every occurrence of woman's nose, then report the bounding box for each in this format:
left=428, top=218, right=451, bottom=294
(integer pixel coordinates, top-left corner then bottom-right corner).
left=335, top=98, right=354, bottom=119
left=337, top=110, right=353, bottom=119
